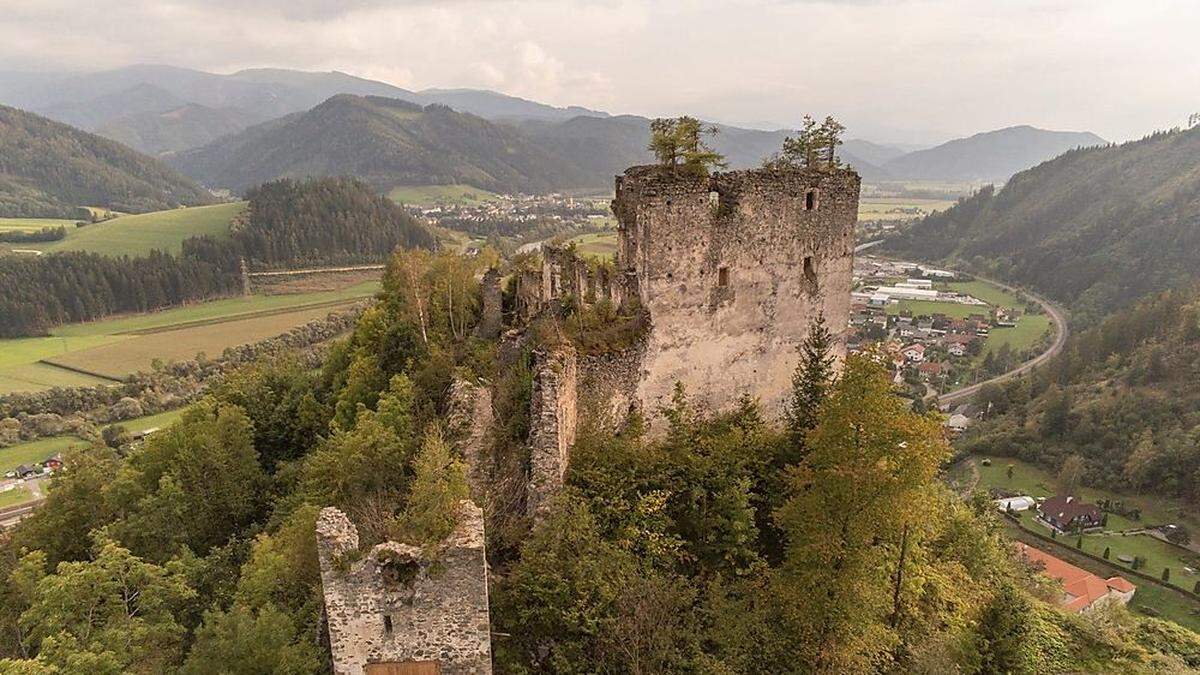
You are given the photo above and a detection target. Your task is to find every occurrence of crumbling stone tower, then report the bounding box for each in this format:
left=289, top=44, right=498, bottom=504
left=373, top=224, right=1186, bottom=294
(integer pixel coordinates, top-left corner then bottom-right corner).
left=316, top=502, right=492, bottom=675
left=612, top=165, right=859, bottom=418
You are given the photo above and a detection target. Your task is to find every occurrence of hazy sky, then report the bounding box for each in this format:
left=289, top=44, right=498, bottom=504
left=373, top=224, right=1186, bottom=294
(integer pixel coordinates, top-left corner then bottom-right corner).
left=4, top=0, right=1197, bottom=143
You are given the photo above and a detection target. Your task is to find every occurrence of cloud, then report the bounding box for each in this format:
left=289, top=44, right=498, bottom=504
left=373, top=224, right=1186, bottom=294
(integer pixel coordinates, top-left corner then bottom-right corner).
left=0, top=0, right=1197, bottom=142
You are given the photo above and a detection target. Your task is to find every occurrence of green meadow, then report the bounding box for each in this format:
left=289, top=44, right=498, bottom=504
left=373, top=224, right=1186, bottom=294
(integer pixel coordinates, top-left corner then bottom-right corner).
left=1, top=202, right=246, bottom=257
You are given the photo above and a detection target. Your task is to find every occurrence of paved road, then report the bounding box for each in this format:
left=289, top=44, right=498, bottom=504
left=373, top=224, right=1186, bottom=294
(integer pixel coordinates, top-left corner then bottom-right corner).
left=937, top=274, right=1069, bottom=407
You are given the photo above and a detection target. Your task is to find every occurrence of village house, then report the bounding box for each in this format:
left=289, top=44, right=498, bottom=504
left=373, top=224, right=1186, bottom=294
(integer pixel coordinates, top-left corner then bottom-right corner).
left=901, top=343, right=926, bottom=362
left=1018, top=544, right=1135, bottom=613
left=917, top=361, right=944, bottom=380
left=1038, top=495, right=1104, bottom=533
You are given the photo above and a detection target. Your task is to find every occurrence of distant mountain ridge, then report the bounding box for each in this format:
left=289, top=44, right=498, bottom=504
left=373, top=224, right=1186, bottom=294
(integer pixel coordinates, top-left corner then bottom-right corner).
left=0, top=104, right=214, bottom=218
left=0, top=65, right=1105, bottom=187
left=883, top=126, right=1200, bottom=324
left=879, top=125, right=1106, bottom=182
left=168, top=95, right=594, bottom=194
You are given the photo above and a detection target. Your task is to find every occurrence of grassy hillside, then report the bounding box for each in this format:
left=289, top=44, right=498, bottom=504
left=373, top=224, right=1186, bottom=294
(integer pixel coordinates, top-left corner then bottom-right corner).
left=170, top=95, right=595, bottom=194
left=884, top=126, right=1200, bottom=324
left=0, top=104, right=214, bottom=218
left=4, top=202, right=245, bottom=256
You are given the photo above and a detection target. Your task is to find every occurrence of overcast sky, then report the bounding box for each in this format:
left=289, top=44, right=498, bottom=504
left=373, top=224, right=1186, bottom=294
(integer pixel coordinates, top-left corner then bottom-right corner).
left=4, top=0, right=1197, bottom=144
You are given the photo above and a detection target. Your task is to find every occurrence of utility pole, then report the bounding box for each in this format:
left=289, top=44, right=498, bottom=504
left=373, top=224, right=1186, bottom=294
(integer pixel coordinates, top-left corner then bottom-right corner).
left=240, top=258, right=251, bottom=297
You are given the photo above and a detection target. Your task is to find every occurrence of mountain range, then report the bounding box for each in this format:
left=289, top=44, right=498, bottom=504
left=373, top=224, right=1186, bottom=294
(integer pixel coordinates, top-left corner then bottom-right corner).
left=883, top=126, right=1200, bottom=325
left=0, top=103, right=212, bottom=218
left=0, top=64, right=1108, bottom=198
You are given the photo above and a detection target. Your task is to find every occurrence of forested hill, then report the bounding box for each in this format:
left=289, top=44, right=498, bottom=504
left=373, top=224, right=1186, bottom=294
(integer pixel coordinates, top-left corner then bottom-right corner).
left=0, top=104, right=214, bottom=218
left=0, top=177, right=434, bottom=337
left=169, top=95, right=594, bottom=194
left=883, top=126, right=1200, bottom=325
left=964, top=286, right=1200, bottom=503
left=879, top=125, right=1105, bottom=181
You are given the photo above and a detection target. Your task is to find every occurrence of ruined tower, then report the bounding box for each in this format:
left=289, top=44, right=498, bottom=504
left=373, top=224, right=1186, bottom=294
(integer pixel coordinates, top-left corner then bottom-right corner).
left=612, top=164, right=859, bottom=418
left=316, top=502, right=492, bottom=675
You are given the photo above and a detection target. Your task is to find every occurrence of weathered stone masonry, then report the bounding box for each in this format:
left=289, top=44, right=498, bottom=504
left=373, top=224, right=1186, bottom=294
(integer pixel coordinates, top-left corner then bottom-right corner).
left=525, top=344, right=578, bottom=518
left=613, top=165, right=858, bottom=419
left=316, top=502, right=492, bottom=675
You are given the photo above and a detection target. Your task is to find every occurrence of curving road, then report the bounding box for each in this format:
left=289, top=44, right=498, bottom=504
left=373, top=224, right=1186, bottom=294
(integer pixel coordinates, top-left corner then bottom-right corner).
left=936, top=273, right=1068, bottom=407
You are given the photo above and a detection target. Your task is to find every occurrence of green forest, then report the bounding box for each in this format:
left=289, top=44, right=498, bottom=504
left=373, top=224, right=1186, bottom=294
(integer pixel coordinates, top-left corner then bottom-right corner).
left=963, top=285, right=1200, bottom=503
left=2, top=245, right=1198, bottom=673
left=884, top=126, right=1200, bottom=325
left=0, top=177, right=433, bottom=337
left=0, top=105, right=213, bottom=218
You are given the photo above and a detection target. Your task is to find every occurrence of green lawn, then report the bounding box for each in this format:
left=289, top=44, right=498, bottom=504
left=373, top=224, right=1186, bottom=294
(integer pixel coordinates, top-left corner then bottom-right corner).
left=0, top=436, right=88, bottom=475
left=885, top=300, right=983, bottom=319
left=0, top=487, right=35, bottom=509
left=968, top=454, right=1200, bottom=532
left=565, top=231, right=618, bottom=260
left=387, top=184, right=498, bottom=206
left=944, top=280, right=1021, bottom=308
left=108, top=408, right=188, bottom=435
left=0, top=281, right=378, bottom=394
left=975, top=456, right=1058, bottom=497
left=966, top=453, right=1200, bottom=596
left=26, top=202, right=245, bottom=257
left=982, top=314, right=1052, bottom=355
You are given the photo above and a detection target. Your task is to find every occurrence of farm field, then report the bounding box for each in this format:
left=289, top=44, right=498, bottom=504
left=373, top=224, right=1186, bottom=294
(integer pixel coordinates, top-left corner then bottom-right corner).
left=982, top=314, right=1052, bottom=355
left=564, top=231, right=618, bottom=260
left=43, top=302, right=356, bottom=380
left=388, top=184, right=498, bottom=206
left=0, top=218, right=76, bottom=231
left=0, top=281, right=378, bottom=393
left=2, top=202, right=245, bottom=257
left=858, top=197, right=957, bottom=221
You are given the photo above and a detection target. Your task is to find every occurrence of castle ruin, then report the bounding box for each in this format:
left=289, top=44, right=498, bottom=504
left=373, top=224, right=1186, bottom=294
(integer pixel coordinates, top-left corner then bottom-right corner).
left=316, top=501, right=492, bottom=675
left=316, top=162, right=858, bottom=671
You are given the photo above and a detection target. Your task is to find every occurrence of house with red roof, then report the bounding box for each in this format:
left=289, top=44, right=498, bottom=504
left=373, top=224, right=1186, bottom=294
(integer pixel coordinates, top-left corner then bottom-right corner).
left=1018, top=544, right=1135, bottom=613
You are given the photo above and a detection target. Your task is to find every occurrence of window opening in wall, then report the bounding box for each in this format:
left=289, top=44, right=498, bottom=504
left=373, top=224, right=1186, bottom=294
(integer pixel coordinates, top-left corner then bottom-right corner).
left=718, top=266, right=730, bottom=288
left=803, top=256, right=818, bottom=289
left=383, top=614, right=394, bottom=635
left=805, top=189, right=818, bottom=211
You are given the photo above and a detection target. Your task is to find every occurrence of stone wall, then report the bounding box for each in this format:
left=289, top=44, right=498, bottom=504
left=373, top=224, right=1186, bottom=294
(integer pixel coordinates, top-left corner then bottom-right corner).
left=577, top=340, right=644, bottom=432
left=446, top=380, right=495, bottom=502
left=474, top=269, right=503, bottom=340
left=316, top=502, right=492, bottom=675
left=612, top=165, right=858, bottom=422
left=525, top=344, right=578, bottom=518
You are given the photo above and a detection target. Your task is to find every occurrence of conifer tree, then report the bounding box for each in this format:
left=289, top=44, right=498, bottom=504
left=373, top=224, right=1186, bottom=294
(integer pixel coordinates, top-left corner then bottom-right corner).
left=786, top=313, right=836, bottom=452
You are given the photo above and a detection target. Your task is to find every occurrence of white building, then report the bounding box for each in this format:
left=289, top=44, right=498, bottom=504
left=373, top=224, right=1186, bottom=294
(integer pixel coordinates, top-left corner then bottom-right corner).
left=995, top=496, right=1037, bottom=512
